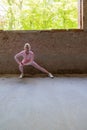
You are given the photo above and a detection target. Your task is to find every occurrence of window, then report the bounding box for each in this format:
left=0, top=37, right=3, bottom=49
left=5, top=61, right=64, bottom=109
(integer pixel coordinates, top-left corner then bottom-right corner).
left=0, top=0, right=82, bottom=30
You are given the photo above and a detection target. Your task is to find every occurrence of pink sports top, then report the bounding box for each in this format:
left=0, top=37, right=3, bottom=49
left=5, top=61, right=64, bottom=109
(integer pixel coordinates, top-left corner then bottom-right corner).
left=14, top=50, right=34, bottom=65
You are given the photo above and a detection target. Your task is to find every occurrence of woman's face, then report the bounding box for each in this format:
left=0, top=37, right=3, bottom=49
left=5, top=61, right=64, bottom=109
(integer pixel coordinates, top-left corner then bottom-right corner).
left=25, top=47, right=29, bottom=51
left=24, top=46, right=29, bottom=54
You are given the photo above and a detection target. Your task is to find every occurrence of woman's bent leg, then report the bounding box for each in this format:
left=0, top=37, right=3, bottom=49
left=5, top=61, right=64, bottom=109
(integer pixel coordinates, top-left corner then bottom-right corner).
left=19, top=64, right=23, bottom=73
left=19, top=64, right=24, bottom=78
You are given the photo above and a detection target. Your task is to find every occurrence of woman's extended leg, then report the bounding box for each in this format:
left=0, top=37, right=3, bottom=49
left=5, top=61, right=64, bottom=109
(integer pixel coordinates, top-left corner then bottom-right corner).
left=31, top=61, right=54, bottom=78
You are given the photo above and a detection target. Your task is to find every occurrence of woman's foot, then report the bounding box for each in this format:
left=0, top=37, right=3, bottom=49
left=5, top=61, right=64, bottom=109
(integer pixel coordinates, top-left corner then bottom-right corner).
left=48, top=73, right=54, bottom=78
left=19, top=73, right=24, bottom=79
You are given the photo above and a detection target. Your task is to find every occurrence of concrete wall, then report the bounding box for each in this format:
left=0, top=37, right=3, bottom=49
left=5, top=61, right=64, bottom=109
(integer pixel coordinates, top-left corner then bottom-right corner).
left=0, top=30, right=87, bottom=74
left=0, top=1, right=87, bottom=74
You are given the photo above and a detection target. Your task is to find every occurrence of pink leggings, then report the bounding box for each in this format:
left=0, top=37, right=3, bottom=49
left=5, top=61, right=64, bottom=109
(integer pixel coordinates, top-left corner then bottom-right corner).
left=19, top=61, right=49, bottom=74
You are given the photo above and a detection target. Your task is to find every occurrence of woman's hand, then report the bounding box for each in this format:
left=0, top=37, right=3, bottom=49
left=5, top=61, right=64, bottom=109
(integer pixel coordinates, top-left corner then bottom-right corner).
left=19, top=62, right=23, bottom=66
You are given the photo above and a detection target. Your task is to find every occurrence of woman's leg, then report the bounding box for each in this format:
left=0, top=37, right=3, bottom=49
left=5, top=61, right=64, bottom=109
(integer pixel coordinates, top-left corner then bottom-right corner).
left=31, top=61, right=54, bottom=78
left=19, top=64, right=24, bottom=78
left=31, top=61, right=49, bottom=74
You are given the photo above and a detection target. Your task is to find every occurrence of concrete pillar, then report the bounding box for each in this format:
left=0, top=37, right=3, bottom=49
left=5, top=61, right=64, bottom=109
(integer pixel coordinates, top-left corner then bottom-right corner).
left=78, top=0, right=83, bottom=29
left=83, top=0, right=87, bottom=30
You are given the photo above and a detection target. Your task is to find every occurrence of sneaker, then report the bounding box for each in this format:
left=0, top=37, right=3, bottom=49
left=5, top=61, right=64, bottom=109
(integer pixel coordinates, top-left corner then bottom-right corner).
left=19, top=73, right=24, bottom=79
left=48, top=73, right=54, bottom=78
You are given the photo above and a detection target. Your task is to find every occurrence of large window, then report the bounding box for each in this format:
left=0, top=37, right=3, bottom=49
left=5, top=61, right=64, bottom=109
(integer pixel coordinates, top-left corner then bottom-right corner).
left=0, top=0, right=80, bottom=30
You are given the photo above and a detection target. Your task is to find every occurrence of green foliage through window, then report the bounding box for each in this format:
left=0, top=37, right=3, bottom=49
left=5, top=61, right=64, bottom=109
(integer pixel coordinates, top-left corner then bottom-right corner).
left=0, top=0, right=78, bottom=30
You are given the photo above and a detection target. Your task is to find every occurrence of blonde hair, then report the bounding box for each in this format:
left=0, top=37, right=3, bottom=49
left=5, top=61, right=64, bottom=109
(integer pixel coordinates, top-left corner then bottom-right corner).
left=24, top=43, right=31, bottom=50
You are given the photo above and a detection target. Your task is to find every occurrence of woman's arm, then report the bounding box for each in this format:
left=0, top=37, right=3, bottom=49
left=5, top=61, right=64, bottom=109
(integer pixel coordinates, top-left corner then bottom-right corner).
left=14, top=51, right=23, bottom=64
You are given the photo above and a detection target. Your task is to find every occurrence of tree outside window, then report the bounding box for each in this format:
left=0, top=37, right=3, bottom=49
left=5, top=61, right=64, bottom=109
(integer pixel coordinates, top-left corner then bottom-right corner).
left=0, top=0, right=78, bottom=30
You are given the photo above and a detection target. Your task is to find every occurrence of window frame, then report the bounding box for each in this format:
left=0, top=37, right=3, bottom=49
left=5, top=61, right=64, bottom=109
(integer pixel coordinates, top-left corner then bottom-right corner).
left=78, top=0, right=83, bottom=29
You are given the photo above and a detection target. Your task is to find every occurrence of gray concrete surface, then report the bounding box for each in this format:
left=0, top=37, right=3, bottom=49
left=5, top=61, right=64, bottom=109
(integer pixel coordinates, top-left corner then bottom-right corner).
left=0, top=75, right=87, bottom=130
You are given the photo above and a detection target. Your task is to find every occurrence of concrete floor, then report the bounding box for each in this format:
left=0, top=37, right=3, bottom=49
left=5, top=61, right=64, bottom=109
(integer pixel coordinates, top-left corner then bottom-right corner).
left=0, top=75, right=87, bottom=130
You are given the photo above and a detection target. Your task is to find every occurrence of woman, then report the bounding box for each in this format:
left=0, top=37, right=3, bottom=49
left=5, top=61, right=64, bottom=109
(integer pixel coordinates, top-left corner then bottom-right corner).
left=14, top=43, right=54, bottom=78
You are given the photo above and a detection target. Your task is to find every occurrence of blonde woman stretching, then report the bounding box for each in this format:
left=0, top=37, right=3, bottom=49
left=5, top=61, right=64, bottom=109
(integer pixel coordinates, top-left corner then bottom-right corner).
left=14, top=43, right=54, bottom=78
